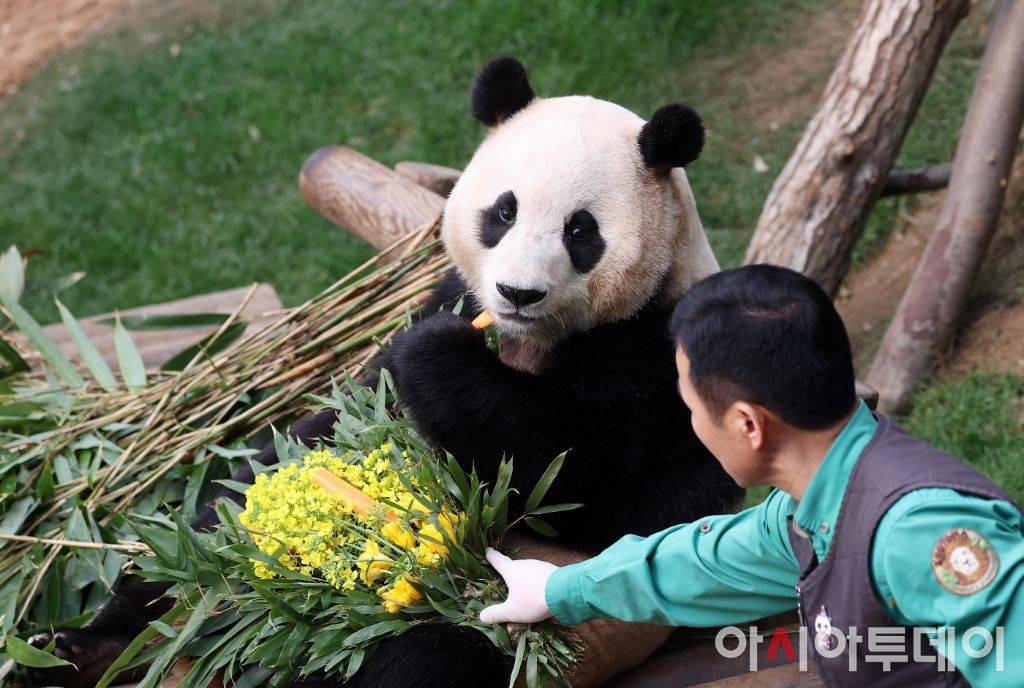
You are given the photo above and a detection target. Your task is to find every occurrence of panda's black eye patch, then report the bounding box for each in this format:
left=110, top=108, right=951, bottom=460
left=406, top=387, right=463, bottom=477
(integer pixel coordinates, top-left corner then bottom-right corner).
left=479, top=190, right=517, bottom=248
left=563, top=209, right=605, bottom=273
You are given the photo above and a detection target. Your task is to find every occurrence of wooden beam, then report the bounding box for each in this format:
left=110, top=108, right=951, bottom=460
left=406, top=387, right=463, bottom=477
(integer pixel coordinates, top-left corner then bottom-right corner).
left=394, top=160, right=461, bottom=197
left=299, top=146, right=444, bottom=251
left=40, top=284, right=282, bottom=370
left=881, top=162, right=951, bottom=196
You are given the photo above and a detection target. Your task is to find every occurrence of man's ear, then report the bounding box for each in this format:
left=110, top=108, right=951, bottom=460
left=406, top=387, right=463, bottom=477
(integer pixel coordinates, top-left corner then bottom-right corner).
left=638, top=103, right=705, bottom=170
left=470, top=56, right=536, bottom=126
left=730, top=401, right=766, bottom=452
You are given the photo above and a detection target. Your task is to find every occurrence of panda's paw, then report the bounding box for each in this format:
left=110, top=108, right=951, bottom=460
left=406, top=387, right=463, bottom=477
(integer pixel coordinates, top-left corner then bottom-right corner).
left=26, top=628, right=142, bottom=688
left=388, top=311, right=484, bottom=387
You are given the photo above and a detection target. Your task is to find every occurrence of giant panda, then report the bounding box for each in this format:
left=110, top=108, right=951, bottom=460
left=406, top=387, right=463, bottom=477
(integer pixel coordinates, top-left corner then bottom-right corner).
left=28, top=57, right=742, bottom=688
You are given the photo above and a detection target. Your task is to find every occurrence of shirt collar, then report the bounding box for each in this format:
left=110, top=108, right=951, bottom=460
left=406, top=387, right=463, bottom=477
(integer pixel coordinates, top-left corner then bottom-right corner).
left=792, top=400, right=878, bottom=559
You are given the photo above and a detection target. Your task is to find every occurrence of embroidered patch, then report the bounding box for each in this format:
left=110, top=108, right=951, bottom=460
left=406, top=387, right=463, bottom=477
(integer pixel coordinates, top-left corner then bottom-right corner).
left=932, top=528, right=999, bottom=595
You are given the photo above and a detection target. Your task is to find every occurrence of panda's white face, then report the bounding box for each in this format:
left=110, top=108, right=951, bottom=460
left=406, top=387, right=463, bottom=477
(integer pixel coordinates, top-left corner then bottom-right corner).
left=443, top=95, right=716, bottom=348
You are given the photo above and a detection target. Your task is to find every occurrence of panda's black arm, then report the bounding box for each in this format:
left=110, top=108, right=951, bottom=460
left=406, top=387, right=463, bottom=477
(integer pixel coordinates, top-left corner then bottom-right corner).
left=388, top=311, right=573, bottom=491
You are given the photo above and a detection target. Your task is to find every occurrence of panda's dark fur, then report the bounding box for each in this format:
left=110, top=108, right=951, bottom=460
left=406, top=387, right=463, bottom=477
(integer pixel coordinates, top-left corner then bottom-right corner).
left=388, top=269, right=741, bottom=553
left=28, top=57, right=742, bottom=688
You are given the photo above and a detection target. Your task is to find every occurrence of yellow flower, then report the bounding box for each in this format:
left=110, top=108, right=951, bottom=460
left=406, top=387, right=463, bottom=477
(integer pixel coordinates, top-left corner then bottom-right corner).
left=382, top=521, right=416, bottom=549
left=380, top=575, right=422, bottom=613
left=356, top=540, right=393, bottom=585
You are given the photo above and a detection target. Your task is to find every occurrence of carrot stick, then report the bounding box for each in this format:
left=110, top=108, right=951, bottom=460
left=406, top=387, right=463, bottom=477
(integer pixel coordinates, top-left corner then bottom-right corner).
left=311, top=467, right=395, bottom=520
left=472, top=310, right=494, bottom=329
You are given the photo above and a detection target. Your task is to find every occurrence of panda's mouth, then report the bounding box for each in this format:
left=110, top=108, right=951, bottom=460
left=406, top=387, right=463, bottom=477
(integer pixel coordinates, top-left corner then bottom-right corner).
left=497, top=311, right=538, bottom=325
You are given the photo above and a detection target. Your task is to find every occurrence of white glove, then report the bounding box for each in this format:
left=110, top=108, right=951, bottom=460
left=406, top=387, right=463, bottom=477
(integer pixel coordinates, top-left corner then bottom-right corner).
left=479, top=547, right=558, bottom=624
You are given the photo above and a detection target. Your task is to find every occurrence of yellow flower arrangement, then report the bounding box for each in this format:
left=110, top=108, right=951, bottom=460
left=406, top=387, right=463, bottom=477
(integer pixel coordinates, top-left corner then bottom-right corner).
left=239, top=444, right=463, bottom=612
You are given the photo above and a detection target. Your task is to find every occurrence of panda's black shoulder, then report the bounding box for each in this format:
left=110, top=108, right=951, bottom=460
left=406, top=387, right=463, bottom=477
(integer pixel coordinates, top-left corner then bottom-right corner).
left=554, top=300, right=677, bottom=380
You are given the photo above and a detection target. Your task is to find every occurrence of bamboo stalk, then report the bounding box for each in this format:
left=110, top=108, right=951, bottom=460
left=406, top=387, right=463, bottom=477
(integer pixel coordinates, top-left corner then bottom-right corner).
left=0, top=533, right=151, bottom=553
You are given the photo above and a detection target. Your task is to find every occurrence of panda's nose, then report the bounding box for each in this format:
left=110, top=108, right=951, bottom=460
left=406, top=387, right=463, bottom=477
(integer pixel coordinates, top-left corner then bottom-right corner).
left=496, top=283, right=547, bottom=308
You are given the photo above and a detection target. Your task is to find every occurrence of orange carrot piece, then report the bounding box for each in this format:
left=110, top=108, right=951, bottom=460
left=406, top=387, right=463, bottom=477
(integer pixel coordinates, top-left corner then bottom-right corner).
left=472, top=310, right=494, bottom=329
left=311, top=468, right=395, bottom=520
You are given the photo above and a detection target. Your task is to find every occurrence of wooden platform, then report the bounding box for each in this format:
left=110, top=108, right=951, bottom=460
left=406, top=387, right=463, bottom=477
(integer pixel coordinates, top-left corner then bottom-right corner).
left=40, top=284, right=282, bottom=370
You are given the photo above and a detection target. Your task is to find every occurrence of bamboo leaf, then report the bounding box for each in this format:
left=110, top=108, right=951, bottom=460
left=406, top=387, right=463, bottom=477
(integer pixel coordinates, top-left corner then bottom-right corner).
left=0, top=497, right=36, bottom=550
left=99, top=313, right=230, bottom=330
left=56, top=299, right=118, bottom=391
left=524, top=452, right=566, bottom=513
left=114, top=314, right=147, bottom=389
left=526, top=647, right=540, bottom=688
left=524, top=517, right=558, bottom=538
left=528, top=503, right=582, bottom=516
left=0, top=289, right=83, bottom=387
left=5, top=635, right=73, bottom=668
left=0, top=246, right=24, bottom=303
left=508, top=631, right=528, bottom=688
left=341, top=620, right=408, bottom=648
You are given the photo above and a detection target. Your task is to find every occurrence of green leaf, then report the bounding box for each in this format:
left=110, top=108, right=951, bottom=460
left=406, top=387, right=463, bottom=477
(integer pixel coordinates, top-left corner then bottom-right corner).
left=528, top=503, right=583, bottom=516
left=0, top=246, right=24, bottom=303
left=5, top=635, right=73, bottom=668
left=524, top=517, right=558, bottom=538
left=114, top=314, right=147, bottom=389
left=508, top=631, right=528, bottom=688
left=341, top=620, right=408, bottom=648
left=56, top=300, right=118, bottom=391
left=0, top=497, right=35, bottom=550
left=161, top=322, right=246, bottom=372
left=99, top=313, right=230, bottom=331
left=524, top=452, right=566, bottom=513
left=0, top=289, right=83, bottom=387
left=526, top=647, right=540, bottom=688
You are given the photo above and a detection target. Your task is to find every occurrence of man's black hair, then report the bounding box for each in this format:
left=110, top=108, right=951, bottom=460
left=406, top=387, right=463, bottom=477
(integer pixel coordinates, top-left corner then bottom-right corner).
left=670, top=264, right=856, bottom=430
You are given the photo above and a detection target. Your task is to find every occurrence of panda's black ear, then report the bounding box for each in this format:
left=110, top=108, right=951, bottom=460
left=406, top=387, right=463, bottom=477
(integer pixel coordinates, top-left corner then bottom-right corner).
left=638, top=104, right=705, bottom=169
left=470, top=57, right=536, bottom=126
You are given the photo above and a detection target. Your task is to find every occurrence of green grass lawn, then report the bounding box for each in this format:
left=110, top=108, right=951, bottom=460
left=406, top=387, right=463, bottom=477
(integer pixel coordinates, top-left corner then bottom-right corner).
left=2, top=0, right=820, bottom=323
left=3, top=0, right=1021, bottom=497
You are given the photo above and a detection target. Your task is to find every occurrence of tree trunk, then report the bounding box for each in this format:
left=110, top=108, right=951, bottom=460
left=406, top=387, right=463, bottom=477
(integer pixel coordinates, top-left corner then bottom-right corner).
left=744, top=0, right=969, bottom=295
left=867, top=0, right=1024, bottom=413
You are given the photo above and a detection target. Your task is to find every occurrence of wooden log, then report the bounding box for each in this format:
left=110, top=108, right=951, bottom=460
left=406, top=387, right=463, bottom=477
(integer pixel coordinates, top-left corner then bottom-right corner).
left=744, top=0, right=970, bottom=295
left=867, top=0, right=1024, bottom=413
left=300, top=146, right=445, bottom=251
left=881, top=162, right=951, bottom=197
left=395, top=160, right=461, bottom=197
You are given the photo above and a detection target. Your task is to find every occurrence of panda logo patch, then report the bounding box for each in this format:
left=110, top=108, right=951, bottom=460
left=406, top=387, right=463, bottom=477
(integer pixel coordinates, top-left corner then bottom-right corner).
left=932, top=528, right=999, bottom=595
left=813, top=606, right=836, bottom=653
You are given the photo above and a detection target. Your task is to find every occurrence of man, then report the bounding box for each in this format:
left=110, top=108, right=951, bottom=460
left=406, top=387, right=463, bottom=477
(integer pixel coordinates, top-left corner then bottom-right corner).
left=480, top=265, right=1023, bottom=686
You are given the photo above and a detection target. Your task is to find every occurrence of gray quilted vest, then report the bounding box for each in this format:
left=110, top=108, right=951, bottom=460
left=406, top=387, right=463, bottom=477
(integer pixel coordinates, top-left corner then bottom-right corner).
left=788, top=413, right=1018, bottom=687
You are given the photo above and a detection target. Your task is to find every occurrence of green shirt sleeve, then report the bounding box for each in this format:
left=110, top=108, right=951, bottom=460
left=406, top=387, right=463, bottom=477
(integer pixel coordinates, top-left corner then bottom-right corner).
left=872, top=488, right=1024, bottom=687
left=545, top=489, right=799, bottom=626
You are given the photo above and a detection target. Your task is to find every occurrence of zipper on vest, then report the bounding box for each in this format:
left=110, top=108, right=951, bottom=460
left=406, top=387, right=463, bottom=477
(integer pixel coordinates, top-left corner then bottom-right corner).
left=795, top=584, right=804, bottom=627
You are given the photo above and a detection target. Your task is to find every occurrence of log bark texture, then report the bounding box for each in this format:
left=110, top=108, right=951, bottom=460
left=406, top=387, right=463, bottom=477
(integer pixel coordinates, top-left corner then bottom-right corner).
left=299, top=146, right=444, bottom=251
left=867, top=0, right=1024, bottom=413
left=394, top=160, right=461, bottom=197
left=744, top=0, right=970, bottom=294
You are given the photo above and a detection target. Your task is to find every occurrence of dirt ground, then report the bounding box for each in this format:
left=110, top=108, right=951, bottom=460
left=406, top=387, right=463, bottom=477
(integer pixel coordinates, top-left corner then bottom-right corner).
left=0, top=0, right=134, bottom=97
left=838, top=151, right=1024, bottom=380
